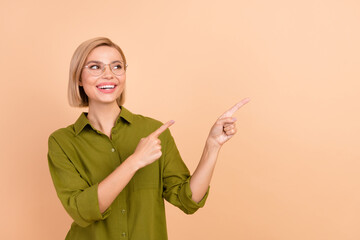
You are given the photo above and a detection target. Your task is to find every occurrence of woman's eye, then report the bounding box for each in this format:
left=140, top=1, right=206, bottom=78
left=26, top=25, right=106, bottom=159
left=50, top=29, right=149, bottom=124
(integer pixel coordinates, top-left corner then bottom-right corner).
left=113, top=64, right=122, bottom=69
left=89, top=64, right=100, bottom=69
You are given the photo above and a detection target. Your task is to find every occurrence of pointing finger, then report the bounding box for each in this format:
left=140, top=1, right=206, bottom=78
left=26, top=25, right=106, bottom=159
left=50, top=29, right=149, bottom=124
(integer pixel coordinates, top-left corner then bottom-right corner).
left=219, top=97, right=250, bottom=119
left=150, top=120, right=175, bottom=138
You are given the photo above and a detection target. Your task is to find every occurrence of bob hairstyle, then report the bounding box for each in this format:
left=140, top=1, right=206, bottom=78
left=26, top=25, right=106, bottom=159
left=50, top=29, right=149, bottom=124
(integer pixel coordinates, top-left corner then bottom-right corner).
left=68, top=37, right=127, bottom=107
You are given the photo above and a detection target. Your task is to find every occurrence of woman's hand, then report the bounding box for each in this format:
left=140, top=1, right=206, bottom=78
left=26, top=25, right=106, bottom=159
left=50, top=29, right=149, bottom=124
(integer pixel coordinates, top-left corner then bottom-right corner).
left=207, top=98, right=250, bottom=148
left=130, top=120, right=175, bottom=169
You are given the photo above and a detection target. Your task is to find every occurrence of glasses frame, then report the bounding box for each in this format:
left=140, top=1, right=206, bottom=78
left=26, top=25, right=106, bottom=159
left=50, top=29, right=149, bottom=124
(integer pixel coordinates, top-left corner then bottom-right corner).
left=83, top=61, right=128, bottom=76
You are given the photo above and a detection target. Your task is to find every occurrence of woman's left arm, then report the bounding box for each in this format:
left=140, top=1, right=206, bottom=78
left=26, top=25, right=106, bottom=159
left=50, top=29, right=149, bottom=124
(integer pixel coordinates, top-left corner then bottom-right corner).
left=190, top=98, right=250, bottom=202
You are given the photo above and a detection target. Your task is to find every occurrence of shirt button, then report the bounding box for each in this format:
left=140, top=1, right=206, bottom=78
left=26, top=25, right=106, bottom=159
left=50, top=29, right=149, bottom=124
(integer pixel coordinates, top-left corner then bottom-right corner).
left=121, top=232, right=127, bottom=237
left=111, top=148, right=115, bottom=152
left=121, top=209, right=126, bottom=214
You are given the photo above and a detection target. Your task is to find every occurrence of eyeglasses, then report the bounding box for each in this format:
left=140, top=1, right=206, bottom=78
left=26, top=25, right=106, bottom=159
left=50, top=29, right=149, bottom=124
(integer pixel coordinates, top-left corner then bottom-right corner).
left=83, top=61, right=127, bottom=76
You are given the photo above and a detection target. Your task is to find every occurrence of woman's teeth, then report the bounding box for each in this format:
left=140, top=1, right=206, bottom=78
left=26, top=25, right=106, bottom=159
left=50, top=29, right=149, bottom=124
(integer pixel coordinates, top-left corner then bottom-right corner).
left=97, top=85, right=115, bottom=89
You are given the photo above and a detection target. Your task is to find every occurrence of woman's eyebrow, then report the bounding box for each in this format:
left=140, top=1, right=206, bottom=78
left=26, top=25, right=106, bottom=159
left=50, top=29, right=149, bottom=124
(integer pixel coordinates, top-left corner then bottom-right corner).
left=85, top=60, right=102, bottom=64
left=85, top=60, right=123, bottom=64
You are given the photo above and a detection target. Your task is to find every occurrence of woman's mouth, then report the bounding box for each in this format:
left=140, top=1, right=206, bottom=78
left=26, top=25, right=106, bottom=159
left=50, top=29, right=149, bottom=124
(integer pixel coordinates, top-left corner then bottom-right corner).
left=96, top=83, right=117, bottom=93
left=97, top=85, right=115, bottom=89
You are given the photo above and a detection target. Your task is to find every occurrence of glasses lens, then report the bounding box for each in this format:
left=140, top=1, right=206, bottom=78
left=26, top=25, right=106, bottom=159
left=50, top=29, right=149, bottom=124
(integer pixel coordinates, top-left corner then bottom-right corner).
left=86, top=63, right=103, bottom=76
left=85, top=62, right=126, bottom=76
left=110, top=62, right=125, bottom=75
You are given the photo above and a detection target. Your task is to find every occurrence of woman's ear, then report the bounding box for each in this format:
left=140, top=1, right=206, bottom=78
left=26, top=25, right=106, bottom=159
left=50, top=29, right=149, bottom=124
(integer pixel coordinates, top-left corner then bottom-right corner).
left=79, top=79, right=83, bottom=86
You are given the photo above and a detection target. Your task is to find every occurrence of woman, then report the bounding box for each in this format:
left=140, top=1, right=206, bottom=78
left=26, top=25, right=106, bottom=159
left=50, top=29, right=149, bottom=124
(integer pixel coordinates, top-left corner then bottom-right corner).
left=48, top=37, right=250, bottom=240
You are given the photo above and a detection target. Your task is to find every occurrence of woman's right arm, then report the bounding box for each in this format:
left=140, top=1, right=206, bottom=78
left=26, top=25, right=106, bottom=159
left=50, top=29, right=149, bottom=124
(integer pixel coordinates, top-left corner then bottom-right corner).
left=97, top=120, right=175, bottom=213
left=97, top=155, right=138, bottom=213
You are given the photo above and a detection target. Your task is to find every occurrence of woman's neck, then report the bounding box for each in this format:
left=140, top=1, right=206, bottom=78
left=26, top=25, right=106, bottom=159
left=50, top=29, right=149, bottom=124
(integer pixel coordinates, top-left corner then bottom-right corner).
left=87, top=101, right=121, bottom=138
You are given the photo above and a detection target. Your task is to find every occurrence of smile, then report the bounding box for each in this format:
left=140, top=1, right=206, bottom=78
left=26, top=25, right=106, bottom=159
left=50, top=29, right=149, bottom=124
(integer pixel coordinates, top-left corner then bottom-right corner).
left=97, top=85, right=116, bottom=89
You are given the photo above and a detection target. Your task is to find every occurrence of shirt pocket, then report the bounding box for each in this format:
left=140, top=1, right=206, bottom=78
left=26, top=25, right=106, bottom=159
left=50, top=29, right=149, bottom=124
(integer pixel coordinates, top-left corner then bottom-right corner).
left=132, top=161, right=160, bottom=191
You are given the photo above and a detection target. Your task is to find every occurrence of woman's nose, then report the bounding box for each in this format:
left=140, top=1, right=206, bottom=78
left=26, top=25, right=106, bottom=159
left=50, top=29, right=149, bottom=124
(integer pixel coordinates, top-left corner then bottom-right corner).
left=102, top=64, right=114, bottom=78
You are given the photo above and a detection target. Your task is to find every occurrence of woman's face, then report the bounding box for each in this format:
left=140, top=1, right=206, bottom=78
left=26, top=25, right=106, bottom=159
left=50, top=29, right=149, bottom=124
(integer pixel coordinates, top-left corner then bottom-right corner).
left=80, top=46, right=126, bottom=106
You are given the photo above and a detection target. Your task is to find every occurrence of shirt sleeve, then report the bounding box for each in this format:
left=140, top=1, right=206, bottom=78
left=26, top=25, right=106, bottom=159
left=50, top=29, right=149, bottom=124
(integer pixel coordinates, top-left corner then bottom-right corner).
left=47, top=135, right=111, bottom=228
left=161, top=128, right=210, bottom=214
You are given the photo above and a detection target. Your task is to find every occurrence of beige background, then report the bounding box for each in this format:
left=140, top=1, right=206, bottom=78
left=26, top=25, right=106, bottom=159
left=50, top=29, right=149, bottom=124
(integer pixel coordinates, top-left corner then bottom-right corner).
left=1, top=0, right=360, bottom=239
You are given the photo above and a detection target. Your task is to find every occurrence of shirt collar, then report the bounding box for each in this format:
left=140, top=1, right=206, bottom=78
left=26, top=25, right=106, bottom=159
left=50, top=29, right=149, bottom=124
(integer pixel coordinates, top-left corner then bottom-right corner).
left=74, top=105, right=134, bottom=136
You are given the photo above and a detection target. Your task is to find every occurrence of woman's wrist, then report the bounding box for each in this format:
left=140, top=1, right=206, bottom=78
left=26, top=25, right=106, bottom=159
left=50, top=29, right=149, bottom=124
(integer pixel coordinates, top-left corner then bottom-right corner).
left=205, top=137, right=222, bottom=151
left=123, top=154, right=142, bottom=173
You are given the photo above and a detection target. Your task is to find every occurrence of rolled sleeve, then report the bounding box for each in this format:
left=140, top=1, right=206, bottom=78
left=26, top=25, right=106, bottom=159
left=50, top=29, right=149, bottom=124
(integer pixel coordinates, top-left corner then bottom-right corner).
left=48, top=135, right=111, bottom=227
left=161, top=128, right=210, bottom=214
left=76, top=183, right=112, bottom=225
left=178, top=177, right=210, bottom=214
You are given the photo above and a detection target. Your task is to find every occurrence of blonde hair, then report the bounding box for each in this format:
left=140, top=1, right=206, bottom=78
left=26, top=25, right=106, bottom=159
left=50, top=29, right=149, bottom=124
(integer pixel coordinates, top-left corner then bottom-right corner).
left=68, top=37, right=127, bottom=107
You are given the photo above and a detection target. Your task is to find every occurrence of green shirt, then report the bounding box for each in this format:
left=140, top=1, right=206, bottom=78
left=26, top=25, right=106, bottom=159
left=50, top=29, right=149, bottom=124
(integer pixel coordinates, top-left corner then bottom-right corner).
left=48, top=106, right=209, bottom=240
